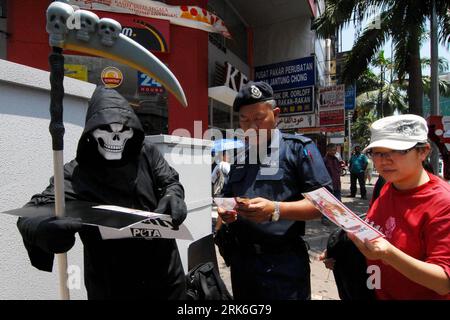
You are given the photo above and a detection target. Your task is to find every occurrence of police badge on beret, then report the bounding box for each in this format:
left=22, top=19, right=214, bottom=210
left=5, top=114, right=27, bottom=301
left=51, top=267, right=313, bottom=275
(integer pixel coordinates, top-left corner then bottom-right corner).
left=250, top=85, right=262, bottom=99
left=233, top=81, right=274, bottom=112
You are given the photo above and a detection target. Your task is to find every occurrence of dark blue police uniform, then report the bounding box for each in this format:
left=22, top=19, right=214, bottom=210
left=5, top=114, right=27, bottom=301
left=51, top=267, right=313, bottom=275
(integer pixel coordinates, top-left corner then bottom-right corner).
left=220, top=129, right=332, bottom=300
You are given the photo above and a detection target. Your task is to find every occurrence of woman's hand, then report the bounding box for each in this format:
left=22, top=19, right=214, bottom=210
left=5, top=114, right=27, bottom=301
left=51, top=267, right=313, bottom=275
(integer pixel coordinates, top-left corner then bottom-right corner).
left=347, top=233, right=392, bottom=261
left=319, top=250, right=336, bottom=270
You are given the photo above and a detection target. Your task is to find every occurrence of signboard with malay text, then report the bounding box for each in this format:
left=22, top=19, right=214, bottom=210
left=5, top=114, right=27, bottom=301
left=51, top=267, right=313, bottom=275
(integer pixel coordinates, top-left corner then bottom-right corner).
left=254, top=56, right=315, bottom=91
left=255, top=56, right=316, bottom=122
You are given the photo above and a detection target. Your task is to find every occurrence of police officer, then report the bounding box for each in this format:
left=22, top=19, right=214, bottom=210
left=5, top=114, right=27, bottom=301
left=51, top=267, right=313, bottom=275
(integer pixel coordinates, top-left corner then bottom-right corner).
left=216, top=81, right=332, bottom=300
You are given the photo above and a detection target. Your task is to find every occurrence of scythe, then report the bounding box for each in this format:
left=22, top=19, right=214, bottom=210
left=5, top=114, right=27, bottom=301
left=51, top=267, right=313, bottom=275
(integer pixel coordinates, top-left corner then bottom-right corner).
left=46, top=0, right=188, bottom=299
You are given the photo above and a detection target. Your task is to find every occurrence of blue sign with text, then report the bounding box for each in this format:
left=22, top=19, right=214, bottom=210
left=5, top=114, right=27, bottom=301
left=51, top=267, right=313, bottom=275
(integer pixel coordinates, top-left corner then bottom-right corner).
left=254, top=56, right=315, bottom=91
left=273, top=86, right=314, bottom=114
left=345, top=84, right=356, bottom=110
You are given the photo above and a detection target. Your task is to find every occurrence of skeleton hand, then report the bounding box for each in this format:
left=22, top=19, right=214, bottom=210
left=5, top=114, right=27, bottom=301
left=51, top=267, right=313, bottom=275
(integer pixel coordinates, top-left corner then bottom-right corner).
left=155, top=194, right=187, bottom=230
left=17, top=216, right=83, bottom=254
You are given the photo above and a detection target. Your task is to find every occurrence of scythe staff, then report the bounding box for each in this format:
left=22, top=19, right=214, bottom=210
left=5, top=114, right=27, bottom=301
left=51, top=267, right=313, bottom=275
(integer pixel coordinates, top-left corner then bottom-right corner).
left=48, top=45, right=70, bottom=299
left=45, top=1, right=187, bottom=299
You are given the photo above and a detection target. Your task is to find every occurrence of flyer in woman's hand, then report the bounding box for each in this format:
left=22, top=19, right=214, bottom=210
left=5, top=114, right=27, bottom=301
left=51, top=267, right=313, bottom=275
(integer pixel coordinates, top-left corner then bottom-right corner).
left=302, top=187, right=384, bottom=241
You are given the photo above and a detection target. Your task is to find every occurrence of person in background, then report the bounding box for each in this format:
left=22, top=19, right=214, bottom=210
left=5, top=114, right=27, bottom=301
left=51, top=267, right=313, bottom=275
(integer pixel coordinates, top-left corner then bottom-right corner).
left=323, top=143, right=342, bottom=201
left=366, top=158, right=374, bottom=185
left=212, top=151, right=231, bottom=197
left=349, top=145, right=368, bottom=199
left=322, top=143, right=342, bottom=225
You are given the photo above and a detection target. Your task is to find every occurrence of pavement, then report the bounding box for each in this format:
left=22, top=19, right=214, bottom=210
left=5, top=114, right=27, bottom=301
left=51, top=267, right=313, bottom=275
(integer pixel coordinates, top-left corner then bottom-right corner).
left=216, top=173, right=378, bottom=300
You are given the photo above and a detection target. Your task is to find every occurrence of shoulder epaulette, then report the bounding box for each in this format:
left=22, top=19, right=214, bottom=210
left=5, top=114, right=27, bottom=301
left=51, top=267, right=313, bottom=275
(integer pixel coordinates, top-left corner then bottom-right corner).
left=282, top=133, right=312, bottom=144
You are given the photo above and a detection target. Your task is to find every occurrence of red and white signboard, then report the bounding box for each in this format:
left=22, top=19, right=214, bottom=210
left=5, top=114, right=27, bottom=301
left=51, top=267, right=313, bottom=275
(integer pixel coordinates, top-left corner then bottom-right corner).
left=319, top=85, right=345, bottom=127
left=69, top=0, right=231, bottom=38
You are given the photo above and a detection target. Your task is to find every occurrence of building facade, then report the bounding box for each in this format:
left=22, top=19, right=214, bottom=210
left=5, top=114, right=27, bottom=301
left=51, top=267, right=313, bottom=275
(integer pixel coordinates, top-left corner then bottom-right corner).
left=0, top=0, right=333, bottom=141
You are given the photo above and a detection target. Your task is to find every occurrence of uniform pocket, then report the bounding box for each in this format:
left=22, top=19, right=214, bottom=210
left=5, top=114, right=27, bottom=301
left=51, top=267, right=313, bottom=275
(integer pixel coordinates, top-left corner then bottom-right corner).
left=229, top=168, right=247, bottom=183
left=254, top=168, right=286, bottom=200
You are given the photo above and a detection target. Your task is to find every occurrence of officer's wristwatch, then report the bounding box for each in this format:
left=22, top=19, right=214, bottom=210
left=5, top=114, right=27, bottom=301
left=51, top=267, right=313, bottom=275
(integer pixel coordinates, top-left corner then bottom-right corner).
left=270, top=201, right=280, bottom=222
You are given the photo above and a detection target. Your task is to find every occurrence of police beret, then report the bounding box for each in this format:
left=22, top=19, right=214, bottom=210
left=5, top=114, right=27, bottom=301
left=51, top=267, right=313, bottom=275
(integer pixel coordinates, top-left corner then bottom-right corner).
left=233, top=81, right=274, bottom=112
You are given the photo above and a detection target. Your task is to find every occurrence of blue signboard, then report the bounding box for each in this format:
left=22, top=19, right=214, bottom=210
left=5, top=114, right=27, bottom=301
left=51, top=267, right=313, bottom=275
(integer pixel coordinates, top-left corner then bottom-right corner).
left=254, top=56, right=315, bottom=91
left=273, top=86, right=314, bottom=114
left=345, top=84, right=356, bottom=110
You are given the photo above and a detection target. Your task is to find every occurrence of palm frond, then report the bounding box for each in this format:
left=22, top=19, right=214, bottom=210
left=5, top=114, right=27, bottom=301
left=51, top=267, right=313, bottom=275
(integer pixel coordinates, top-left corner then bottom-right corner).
left=341, top=26, right=388, bottom=84
left=313, top=0, right=358, bottom=39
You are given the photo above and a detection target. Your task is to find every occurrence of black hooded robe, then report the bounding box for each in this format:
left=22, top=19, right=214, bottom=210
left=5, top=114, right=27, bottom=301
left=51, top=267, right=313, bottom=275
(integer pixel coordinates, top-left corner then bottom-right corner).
left=22, top=86, right=186, bottom=299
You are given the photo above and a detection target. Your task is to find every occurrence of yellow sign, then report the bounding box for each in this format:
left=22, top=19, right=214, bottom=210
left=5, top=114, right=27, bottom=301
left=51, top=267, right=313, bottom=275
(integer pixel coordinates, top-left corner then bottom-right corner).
left=101, top=66, right=123, bottom=88
left=64, top=64, right=88, bottom=82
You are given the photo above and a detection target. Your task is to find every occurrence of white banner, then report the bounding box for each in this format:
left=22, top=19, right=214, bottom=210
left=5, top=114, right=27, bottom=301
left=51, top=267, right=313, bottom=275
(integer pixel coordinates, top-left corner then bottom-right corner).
left=69, top=0, right=231, bottom=38
left=276, top=113, right=315, bottom=130
left=318, top=84, right=345, bottom=112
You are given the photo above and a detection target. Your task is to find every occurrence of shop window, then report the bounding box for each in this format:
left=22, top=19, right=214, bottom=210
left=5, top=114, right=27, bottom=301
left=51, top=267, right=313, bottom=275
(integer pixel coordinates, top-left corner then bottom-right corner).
left=210, top=99, right=232, bottom=130
left=209, top=32, right=226, bottom=53
left=208, top=0, right=247, bottom=62
left=0, top=0, right=6, bottom=18
left=64, top=54, right=168, bottom=135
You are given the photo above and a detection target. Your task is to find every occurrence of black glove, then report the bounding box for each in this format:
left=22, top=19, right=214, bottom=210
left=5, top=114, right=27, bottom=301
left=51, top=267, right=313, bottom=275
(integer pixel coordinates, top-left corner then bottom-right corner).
left=154, top=194, right=187, bottom=230
left=17, top=216, right=83, bottom=254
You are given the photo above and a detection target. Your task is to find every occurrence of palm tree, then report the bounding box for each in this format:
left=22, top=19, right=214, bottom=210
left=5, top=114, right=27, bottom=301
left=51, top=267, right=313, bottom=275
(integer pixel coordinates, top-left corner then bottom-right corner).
left=420, top=57, right=450, bottom=99
left=314, top=0, right=450, bottom=116
left=355, top=51, right=408, bottom=118
left=352, top=53, right=450, bottom=145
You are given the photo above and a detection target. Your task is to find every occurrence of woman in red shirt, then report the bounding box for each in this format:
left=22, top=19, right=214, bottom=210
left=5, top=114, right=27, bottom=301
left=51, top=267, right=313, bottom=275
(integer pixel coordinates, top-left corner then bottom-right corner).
left=349, top=114, right=450, bottom=299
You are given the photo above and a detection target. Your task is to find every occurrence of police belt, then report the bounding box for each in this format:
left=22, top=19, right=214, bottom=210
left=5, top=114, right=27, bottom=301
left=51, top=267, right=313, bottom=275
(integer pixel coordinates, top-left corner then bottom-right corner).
left=237, top=239, right=308, bottom=255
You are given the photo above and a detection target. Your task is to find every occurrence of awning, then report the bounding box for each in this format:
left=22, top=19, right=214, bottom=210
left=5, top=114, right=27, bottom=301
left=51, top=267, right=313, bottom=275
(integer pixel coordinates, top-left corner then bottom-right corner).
left=208, top=85, right=237, bottom=106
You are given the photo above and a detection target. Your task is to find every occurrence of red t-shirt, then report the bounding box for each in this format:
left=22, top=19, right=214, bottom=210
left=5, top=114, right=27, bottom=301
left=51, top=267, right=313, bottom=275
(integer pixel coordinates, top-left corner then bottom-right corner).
left=366, top=173, right=450, bottom=300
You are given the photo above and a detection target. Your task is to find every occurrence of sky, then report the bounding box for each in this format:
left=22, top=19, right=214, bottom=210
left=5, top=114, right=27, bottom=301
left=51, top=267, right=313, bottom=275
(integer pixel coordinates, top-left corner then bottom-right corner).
left=340, top=19, right=450, bottom=76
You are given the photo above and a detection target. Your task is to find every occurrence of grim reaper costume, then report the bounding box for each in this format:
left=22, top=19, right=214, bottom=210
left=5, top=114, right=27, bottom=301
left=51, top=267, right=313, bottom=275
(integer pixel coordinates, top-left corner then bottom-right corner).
left=17, top=86, right=187, bottom=299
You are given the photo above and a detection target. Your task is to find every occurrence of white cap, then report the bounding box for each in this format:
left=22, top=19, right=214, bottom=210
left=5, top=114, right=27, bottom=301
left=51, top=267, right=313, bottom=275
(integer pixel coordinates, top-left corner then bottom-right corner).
left=363, top=114, right=428, bottom=153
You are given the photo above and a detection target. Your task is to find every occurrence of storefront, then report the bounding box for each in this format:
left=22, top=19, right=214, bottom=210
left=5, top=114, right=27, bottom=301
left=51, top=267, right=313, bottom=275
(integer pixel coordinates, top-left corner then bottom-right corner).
left=5, top=0, right=214, bottom=135
left=3, top=0, right=331, bottom=141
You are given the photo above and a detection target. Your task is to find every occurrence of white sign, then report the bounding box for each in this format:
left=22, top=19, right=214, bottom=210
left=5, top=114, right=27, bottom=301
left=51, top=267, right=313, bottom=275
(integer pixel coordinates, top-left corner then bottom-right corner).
left=276, top=114, right=315, bottom=129
left=94, top=205, right=193, bottom=240
left=224, top=62, right=248, bottom=92
left=318, top=84, right=345, bottom=112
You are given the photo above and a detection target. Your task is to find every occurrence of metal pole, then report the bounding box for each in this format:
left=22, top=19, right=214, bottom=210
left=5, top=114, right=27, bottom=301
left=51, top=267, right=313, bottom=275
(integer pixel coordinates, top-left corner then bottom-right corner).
left=430, top=0, right=440, bottom=116
left=348, top=110, right=352, bottom=161
left=430, top=0, right=440, bottom=174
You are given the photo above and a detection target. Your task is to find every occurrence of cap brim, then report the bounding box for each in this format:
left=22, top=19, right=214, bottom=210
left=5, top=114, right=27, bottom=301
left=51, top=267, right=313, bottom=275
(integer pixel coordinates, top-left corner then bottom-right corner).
left=362, top=139, right=418, bottom=153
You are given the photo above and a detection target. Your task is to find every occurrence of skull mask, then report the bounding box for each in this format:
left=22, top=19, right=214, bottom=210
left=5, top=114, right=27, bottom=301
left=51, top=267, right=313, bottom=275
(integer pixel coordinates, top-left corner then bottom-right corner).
left=92, top=123, right=134, bottom=160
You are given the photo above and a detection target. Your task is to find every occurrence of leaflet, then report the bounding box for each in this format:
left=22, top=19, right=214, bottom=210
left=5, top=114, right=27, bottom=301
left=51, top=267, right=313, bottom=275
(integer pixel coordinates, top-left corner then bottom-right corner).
left=302, top=187, right=384, bottom=241
left=93, top=205, right=193, bottom=240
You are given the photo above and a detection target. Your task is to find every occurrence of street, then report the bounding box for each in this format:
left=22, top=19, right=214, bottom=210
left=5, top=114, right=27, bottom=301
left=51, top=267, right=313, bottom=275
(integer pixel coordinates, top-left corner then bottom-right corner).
left=216, top=173, right=378, bottom=300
